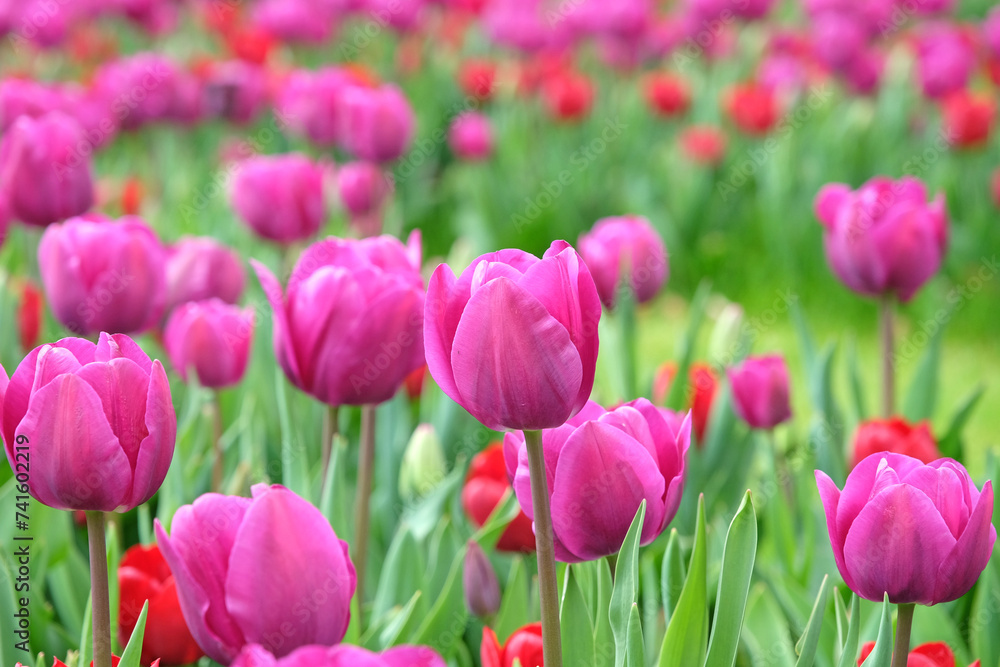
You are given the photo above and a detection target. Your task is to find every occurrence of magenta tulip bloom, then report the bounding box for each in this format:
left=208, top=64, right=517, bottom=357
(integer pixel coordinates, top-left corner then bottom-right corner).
left=230, top=154, right=327, bottom=244
left=727, top=355, right=792, bottom=430
left=425, top=240, right=601, bottom=431
left=93, top=53, right=182, bottom=129
left=204, top=61, right=268, bottom=125
left=448, top=113, right=494, bottom=162
left=814, top=176, right=948, bottom=302
left=164, top=299, right=254, bottom=389
left=250, top=0, right=335, bottom=44
left=155, top=484, right=356, bottom=664
left=985, top=7, right=1000, bottom=60
left=39, top=215, right=167, bottom=335
left=165, top=237, right=246, bottom=313
left=339, top=84, right=415, bottom=163
left=276, top=68, right=355, bottom=148
left=0, top=111, right=94, bottom=226
left=232, top=644, right=446, bottom=667
left=253, top=233, right=425, bottom=406
left=1, top=333, right=175, bottom=512
left=915, top=25, right=975, bottom=100
left=816, top=453, right=995, bottom=605
left=336, top=161, right=391, bottom=238
left=578, top=216, right=668, bottom=310
left=504, top=399, right=690, bottom=562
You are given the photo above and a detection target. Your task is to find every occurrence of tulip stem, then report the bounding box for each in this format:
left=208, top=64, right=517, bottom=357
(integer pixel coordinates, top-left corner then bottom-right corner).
left=321, top=405, right=340, bottom=493
left=211, top=392, right=224, bottom=492
left=524, top=429, right=564, bottom=667
left=353, top=404, right=377, bottom=629
left=880, top=296, right=894, bottom=417
left=891, top=603, right=916, bottom=667
left=86, top=511, right=113, bottom=667
left=618, top=286, right=638, bottom=401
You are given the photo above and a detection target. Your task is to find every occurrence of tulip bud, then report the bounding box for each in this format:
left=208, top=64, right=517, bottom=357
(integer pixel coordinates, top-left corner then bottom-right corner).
left=164, top=299, right=255, bottom=389
left=203, top=60, right=268, bottom=125
left=727, top=354, right=792, bottom=430
left=577, top=215, right=668, bottom=310
left=339, top=84, right=416, bottom=163
left=458, top=59, right=497, bottom=101
left=337, top=161, right=392, bottom=237
left=448, top=113, right=494, bottom=161
left=165, top=236, right=247, bottom=313
left=230, top=153, right=327, bottom=244
left=679, top=125, right=727, bottom=165
left=723, top=82, right=779, bottom=136
left=942, top=91, right=995, bottom=149
left=915, top=25, right=975, bottom=100
left=707, top=303, right=744, bottom=365
left=404, top=364, right=427, bottom=400
left=399, top=424, right=447, bottom=499
left=542, top=70, right=594, bottom=122
left=463, top=541, right=501, bottom=617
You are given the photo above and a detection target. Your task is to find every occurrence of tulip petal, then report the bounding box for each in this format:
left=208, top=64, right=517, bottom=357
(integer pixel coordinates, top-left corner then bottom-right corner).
left=481, top=627, right=503, bottom=667
left=550, top=421, right=666, bottom=561
left=0, top=364, right=8, bottom=450
left=74, top=357, right=150, bottom=469
left=18, top=373, right=130, bottom=511
left=835, top=453, right=925, bottom=551
left=451, top=277, right=582, bottom=431
left=96, top=332, right=154, bottom=375
left=126, top=361, right=176, bottom=508
left=842, top=483, right=956, bottom=604
left=935, top=481, right=996, bottom=604
left=900, top=464, right=969, bottom=538
left=30, top=345, right=85, bottom=394
left=424, top=263, right=466, bottom=402
left=381, top=646, right=448, bottom=667
left=225, top=487, right=355, bottom=656
left=230, top=644, right=280, bottom=667
left=322, top=646, right=383, bottom=667
left=814, top=183, right=851, bottom=228
left=815, top=470, right=856, bottom=593
left=251, top=259, right=303, bottom=389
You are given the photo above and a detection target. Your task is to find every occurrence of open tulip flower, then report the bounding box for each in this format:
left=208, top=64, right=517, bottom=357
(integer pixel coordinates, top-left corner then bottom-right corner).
left=231, top=644, right=447, bottom=667
left=858, top=641, right=980, bottom=667
left=816, top=453, right=995, bottom=605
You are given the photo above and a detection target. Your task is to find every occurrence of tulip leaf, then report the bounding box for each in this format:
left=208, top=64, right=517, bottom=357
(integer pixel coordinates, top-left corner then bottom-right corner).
left=494, top=556, right=532, bottom=644
left=792, top=575, right=829, bottom=667
left=664, top=280, right=712, bottom=410
left=846, top=338, right=867, bottom=420
left=901, top=316, right=944, bottom=422
left=561, top=565, right=596, bottom=667
left=594, top=554, right=616, bottom=662
left=470, top=488, right=521, bottom=553
left=77, top=592, right=92, bottom=667
left=372, top=524, right=425, bottom=623
left=860, top=594, right=892, bottom=667
left=626, top=603, right=644, bottom=667
left=275, top=369, right=309, bottom=497
left=835, top=589, right=862, bottom=667
left=970, top=548, right=1000, bottom=667
left=658, top=495, right=708, bottom=667
left=319, top=433, right=352, bottom=539
left=937, top=384, right=984, bottom=460
left=705, top=490, right=758, bottom=667
left=661, top=528, right=685, bottom=623
left=0, top=552, right=20, bottom=667
left=611, top=500, right=647, bottom=667
left=379, top=590, right=423, bottom=649
left=411, top=543, right=469, bottom=654
left=641, top=552, right=663, bottom=661
left=117, top=600, right=148, bottom=667
left=344, top=594, right=361, bottom=647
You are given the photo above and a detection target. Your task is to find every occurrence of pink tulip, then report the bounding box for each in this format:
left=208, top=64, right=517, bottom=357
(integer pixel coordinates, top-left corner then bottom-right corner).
left=0, top=111, right=94, bottom=226
left=1, top=333, right=175, bottom=511
left=578, top=216, right=668, bottom=310
left=230, top=153, right=327, bottom=244
left=985, top=7, right=1000, bottom=60
left=203, top=61, right=268, bottom=125
left=504, top=399, right=690, bottom=562
left=339, top=84, right=416, bottom=162
left=336, top=161, right=392, bottom=237
left=155, top=484, right=356, bottom=664
left=165, top=237, right=246, bottom=313
left=0, top=78, right=63, bottom=132
left=232, top=644, right=446, bottom=667
left=39, top=215, right=167, bottom=335
left=424, top=240, right=601, bottom=431
left=814, top=176, right=948, bottom=302
left=727, top=355, right=792, bottom=430
left=361, top=0, right=426, bottom=31
left=915, top=25, right=975, bottom=100
left=93, top=53, right=183, bottom=129
left=0, top=191, right=9, bottom=247
left=164, top=299, right=254, bottom=388
left=811, top=12, right=867, bottom=70
left=276, top=68, right=355, bottom=148
left=250, top=0, right=335, bottom=44
left=843, top=48, right=884, bottom=95
left=816, top=453, right=995, bottom=605
left=253, top=233, right=425, bottom=406
left=448, top=113, right=494, bottom=162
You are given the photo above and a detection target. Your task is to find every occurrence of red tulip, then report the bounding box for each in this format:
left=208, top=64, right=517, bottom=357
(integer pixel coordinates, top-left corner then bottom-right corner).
left=652, top=361, right=677, bottom=406
left=644, top=73, right=690, bottom=118
left=458, top=59, right=497, bottom=101
left=542, top=70, right=594, bottom=122
left=850, top=417, right=942, bottom=470
left=17, top=279, right=43, bottom=352
left=225, top=25, right=275, bottom=65
left=118, top=544, right=204, bottom=666
left=689, top=363, right=718, bottom=444
left=679, top=125, right=727, bottom=165
left=461, top=443, right=535, bottom=553
left=942, top=91, right=995, bottom=149
left=53, top=656, right=160, bottom=667
left=858, top=641, right=980, bottom=666
left=122, top=177, right=144, bottom=216
left=404, top=364, right=427, bottom=400
left=482, top=624, right=543, bottom=667
left=723, top=83, right=779, bottom=136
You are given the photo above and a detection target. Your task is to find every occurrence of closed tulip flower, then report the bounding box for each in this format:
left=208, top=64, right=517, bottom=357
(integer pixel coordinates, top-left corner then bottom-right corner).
left=118, top=544, right=204, bottom=666
left=231, top=644, right=446, bottom=667
left=578, top=215, right=668, bottom=310
left=643, top=73, right=690, bottom=118
left=276, top=68, right=354, bottom=148
left=165, top=237, right=246, bottom=313
left=164, top=299, right=254, bottom=389
left=448, top=112, right=494, bottom=161
left=816, top=453, right=995, bottom=605
left=461, top=443, right=535, bottom=552
left=851, top=417, right=941, bottom=469
left=339, top=84, right=416, bottom=162
left=336, top=161, right=391, bottom=237
left=1, top=333, right=175, bottom=511
left=39, top=215, right=167, bottom=335
left=504, top=399, right=690, bottom=562
left=915, top=26, right=975, bottom=100
left=942, top=91, right=995, bottom=149
left=203, top=60, right=268, bottom=125
left=425, top=240, right=601, bottom=431
left=723, top=82, right=779, bottom=135
left=93, top=53, right=182, bottom=129
left=155, top=484, right=356, bottom=664
left=0, top=112, right=94, bottom=226
left=482, top=624, right=543, bottom=667
left=253, top=234, right=425, bottom=406
left=463, top=541, right=501, bottom=617
left=727, top=355, right=792, bottom=430
left=814, top=176, right=948, bottom=302
left=230, top=154, right=327, bottom=244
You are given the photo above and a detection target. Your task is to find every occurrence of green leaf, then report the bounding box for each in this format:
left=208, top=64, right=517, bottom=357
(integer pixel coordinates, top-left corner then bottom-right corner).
left=705, top=490, right=758, bottom=667
left=411, top=544, right=469, bottom=655
left=0, top=552, right=20, bottom=667
left=594, top=556, right=615, bottom=663
left=661, top=529, right=685, bottom=622
left=276, top=369, right=309, bottom=497
left=860, top=594, right=892, bottom=667
left=77, top=593, right=93, bottom=667
left=664, top=281, right=712, bottom=410
left=846, top=338, right=867, bottom=420
left=793, top=575, right=829, bottom=667
left=561, top=565, right=596, bottom=667
left=372, top=524, right=425, bottom=623
left=626, top=603, right=644, bottom=667
left=494, top=557, right=532, bottom=644
left=836, top=590, right=862, bottom=667
left=611, top=501, right=647, bottom=667
left=658, top=496, right=708, bottom=667
left=470, top=489, right=521, bottom=552
left=970, top=548, right=1000, bottom=667
left=937, top=385, right=985, bottom=460
left=901, top=317, right=945, bottom=421
left=378, top=591, right=423, bottom=649
left=117, top=601, right=148, bottom=667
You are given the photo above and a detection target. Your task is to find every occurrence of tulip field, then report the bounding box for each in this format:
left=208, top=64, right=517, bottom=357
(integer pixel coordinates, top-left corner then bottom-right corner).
left=3, top=0, right=1000, bottom=666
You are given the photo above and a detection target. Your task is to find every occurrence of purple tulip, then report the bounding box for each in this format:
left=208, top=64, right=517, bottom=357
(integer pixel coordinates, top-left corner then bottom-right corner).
left=253, top=233, right=425, bottom=406
left=203, top=61, right=268, bottom=125
left=816, top=453, right=995, bottom=605
left=276, top=68, right=355, bottom=148
left=1, top=333, right=175, bottom=511
left=463, top=541, right=501, bottom=617
left=155, top=484, right=356, bottom=664
left=93, top=53, right=182, bottom=129
left=578, top=216, right=669, bottom=310
left=727, top=355, right=792, bottom=430
left=814, top=176, right=948, bottom=302
left=165, top=236, right=247, bottom=313
left=425, top=240, right=601, bottom=431
left=230, top=153, right=327, bottom=245
left=164, top=299, right=254, bottom=389
left=503, top=399, right=690, bottom=562
left=448, top=113, right=494, bottom=162
left=915, top=24, right=975, bottom=100
left=0, top=111, right=94, bottom=226
left=39, top=215, right=167, bottom=335
left=231, top=644, right=446, bottom=667
left=339, top=84, right=416, bottom=163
